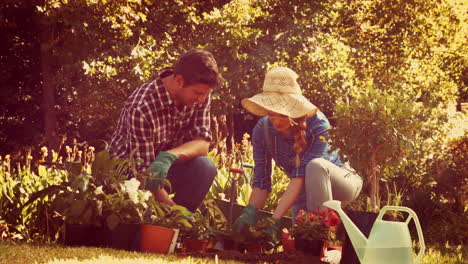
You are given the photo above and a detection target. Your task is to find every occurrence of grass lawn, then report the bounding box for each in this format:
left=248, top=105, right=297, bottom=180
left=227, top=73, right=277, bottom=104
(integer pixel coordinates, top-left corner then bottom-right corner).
left=0, top=242, right=244, bottom=264
left=0, top=241, right=465, bottom=264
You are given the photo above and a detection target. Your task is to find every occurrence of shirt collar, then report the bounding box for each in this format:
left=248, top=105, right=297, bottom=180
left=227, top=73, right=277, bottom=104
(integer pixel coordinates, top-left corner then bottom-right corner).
left=154, top=67, right=175, bottom=108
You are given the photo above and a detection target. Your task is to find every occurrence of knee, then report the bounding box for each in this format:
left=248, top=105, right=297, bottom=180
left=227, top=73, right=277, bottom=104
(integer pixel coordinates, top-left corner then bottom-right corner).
left=306, top=158, right=328, bottom=178
left=191, top=156, right=217, bottom=182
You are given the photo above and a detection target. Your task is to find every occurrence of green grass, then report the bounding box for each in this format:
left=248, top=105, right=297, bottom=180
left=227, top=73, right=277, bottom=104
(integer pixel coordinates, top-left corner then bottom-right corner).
left=0, top=242, right=244, bottom=264
left=0, top=241, right=465, bottom=264
left=420, top=243, right=466, bottom=264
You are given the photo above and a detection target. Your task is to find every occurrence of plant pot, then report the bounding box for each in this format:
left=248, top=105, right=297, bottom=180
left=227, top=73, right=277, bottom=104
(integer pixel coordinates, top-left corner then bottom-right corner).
left=213, top=199, right=292, bottom=227
left=340, top=210, right=378, bottom=264
left=282, top=238, right=295, bottom=253
left=295, top=238, right=324, bottom=256
left=140, top=224, right=179, bottom=254
left=244, top=243, right=266, bottom=253
left=184, top=239, right=208, bottom=252
left=103, top=223, right=140, bottom=251
left=212, top=234, right=241, bottom=251
left=64, top=224, right=105, bottom=247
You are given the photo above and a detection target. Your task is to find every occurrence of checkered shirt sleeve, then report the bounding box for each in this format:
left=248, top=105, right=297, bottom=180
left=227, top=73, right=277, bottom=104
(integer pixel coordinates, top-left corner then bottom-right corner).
left=187, top=96, right=212, bottom=141
left=251, top=117, right=273, bottom=192
left=127, top=107, right=156, bottom=172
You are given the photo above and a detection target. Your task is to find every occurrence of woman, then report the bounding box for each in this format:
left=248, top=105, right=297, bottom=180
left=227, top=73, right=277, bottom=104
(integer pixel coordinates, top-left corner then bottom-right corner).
left=233, top=67, right=363, bottom=241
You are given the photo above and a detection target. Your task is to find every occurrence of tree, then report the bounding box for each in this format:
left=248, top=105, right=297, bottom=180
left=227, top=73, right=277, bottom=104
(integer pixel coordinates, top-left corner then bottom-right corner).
left=329, top=87, right=425, bottom=210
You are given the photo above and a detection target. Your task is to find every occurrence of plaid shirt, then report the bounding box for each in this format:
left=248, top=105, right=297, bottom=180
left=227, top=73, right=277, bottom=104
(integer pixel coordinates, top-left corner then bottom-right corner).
left=108, top=67, right=212, bottom=172
left=251, top=112, right=343, bottom=192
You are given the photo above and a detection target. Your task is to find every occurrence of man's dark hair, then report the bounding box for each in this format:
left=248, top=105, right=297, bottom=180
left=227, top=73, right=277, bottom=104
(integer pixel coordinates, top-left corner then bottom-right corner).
left=174, top=49, right=223, bottom=89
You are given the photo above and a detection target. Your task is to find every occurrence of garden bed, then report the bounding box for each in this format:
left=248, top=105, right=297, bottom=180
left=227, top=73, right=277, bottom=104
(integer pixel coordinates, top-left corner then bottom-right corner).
left=177, top=249, right=323, bottom=264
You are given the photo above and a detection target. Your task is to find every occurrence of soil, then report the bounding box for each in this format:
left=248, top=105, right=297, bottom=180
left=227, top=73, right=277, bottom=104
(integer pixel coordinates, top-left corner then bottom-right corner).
left=176, top=249, right=325, bottom=264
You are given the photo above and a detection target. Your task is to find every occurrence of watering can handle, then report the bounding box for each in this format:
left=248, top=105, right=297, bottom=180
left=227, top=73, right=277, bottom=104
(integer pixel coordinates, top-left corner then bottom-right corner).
left=378, top=206, right=426, bottom=264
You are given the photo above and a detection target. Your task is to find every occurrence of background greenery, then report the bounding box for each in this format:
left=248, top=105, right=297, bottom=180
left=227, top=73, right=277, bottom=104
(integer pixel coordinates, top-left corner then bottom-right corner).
left=0, top=0, right=466, bottom=261
left=1, top=0, right=466, bottom=152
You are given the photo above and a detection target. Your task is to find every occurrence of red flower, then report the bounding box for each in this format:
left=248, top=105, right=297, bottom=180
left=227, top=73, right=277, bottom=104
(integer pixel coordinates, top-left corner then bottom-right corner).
left=309, top=214, right=316, bottom=222
left=326, top=211, right=340, bottom=227
left=296, top=209, right=307, bottom=223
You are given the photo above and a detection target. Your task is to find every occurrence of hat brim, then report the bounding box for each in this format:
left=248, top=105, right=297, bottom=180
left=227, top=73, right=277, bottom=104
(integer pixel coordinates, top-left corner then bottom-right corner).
left=241, top=92, right=318, bottom=118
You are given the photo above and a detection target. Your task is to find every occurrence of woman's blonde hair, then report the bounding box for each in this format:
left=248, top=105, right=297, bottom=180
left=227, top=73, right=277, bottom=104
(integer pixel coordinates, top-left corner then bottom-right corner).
left=290, top=116, right=308, bottom=168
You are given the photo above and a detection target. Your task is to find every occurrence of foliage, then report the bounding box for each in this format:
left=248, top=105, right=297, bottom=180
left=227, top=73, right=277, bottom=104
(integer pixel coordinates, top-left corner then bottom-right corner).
left=2, top=0, right=465, bottom=155
left=291, top=209, right=340, bottom=242
left=207, top=133, right=289, bottom=213
left=243, top=218, right=277, bottom=249
left=144, top=201, right=192, bottom=230
left=179, top=210, right=210, bottom=240
left=329, top=86, right=445, bottom=210
left=405, top=189, right=468, bottom=246
left=26, top=150, right=152, bottom=228
left=402, top=135, right=468, bottom=245
left=0, top=154, right=66, bottom=241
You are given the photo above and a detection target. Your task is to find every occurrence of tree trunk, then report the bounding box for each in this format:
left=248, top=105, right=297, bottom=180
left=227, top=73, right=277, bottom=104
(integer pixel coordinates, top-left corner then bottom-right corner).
left=368, top=151, right=380, bottom=212
left=39, top=22, right=59, bottom=154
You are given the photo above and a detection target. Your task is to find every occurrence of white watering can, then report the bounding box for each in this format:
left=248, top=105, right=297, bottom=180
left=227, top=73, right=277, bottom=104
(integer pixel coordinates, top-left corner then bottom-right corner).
left=323, top=200, right=425, bottom=264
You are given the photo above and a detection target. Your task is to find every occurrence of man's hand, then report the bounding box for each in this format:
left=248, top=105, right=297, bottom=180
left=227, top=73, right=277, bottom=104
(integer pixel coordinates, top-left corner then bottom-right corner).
left=233, top=204, right=259, bottom=233
left=145, top=151, right=178, bottom=192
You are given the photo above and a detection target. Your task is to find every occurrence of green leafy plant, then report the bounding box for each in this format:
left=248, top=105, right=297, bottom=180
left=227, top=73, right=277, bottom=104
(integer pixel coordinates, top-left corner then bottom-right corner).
left=100, top=178, right=154, bottom=230
left=329, top=87, right=427, bottom=211
left=26, top=150, right=168, bottom=231
left=144, top=200, right=192, bottom=230
left=180, top=210, right=210, bottom=240
left=244, top=219, right=276, bottom=249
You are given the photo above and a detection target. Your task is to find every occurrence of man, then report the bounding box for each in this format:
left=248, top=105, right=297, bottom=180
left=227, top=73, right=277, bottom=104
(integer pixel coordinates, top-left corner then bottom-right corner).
left=108, top=49, right=223, bottom=212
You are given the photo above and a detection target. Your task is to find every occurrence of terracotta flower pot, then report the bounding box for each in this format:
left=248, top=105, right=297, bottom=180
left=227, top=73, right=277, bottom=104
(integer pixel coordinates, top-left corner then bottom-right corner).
left=140, top=224, right=179, bottom=254
left=282, top=238, right=295, bottom=252
left=184, top=239, right=208, bottom=252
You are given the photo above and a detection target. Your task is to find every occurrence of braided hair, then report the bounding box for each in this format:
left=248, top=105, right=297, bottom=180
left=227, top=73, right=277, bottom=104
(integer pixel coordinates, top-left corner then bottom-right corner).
left=290, top=116, right=308, bottom=168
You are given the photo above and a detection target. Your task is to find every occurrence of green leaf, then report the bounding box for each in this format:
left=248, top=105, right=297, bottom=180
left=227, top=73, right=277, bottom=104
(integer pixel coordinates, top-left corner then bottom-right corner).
left=38, top=165, right=48, bottom=177
left=70, top=200, right=87, bottom=218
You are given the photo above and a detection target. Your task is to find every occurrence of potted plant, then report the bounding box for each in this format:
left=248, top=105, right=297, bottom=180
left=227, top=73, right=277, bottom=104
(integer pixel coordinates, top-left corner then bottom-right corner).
left=180, top=210, right=210, bottom=252
left=243, top=221, right=274, bottom=253
left=98, top=177, right=154, bottom=250
left=291, top=209, right=340, bottom=257
left=281, top=228, right=295, bottom=253
left=26, top=150, right=152, bottom=249
left=140, top=198, right=192, bottom=254
left=46, top=171, right=106, bottom=247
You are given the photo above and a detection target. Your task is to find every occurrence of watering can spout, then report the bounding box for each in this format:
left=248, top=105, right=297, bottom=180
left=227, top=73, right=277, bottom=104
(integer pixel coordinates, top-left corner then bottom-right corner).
left=323, top=200, right=368, bottom=260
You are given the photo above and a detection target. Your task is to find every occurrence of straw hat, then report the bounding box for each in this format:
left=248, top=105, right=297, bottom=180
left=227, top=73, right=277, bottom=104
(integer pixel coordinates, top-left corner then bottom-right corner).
left=241, top=67, right=318, bottom=118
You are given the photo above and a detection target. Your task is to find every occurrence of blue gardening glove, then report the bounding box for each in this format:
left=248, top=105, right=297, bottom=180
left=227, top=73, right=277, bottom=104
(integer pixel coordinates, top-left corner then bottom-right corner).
left=145, top=151, right=178, bottom=192
left=234, top=204, right=259, bottom=233
left=259, top=217, right=281, bottom=242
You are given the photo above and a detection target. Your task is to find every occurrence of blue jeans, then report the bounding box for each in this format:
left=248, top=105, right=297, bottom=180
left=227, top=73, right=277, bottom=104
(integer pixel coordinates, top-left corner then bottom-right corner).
left=165, top=156, right=217, bottom=212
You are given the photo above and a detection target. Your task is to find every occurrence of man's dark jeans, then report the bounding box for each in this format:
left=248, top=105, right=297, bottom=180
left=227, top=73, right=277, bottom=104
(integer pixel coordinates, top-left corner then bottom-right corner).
left=165, top=156, right=216, bottom=212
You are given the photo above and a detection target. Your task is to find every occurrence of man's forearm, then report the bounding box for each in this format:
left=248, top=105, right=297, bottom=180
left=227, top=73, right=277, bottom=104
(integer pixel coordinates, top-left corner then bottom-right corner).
left=166, top=138, right=210, bottom=162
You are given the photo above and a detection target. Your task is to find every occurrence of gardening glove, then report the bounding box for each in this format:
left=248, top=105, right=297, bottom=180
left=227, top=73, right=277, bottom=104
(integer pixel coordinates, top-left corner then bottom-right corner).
left=145, top=151, right=178, bottom=192
left=174, top=205, right=194, bottom=219
left=233, top=204, right=259, bottom=233
left=259, top=217, right=281, bottom=243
